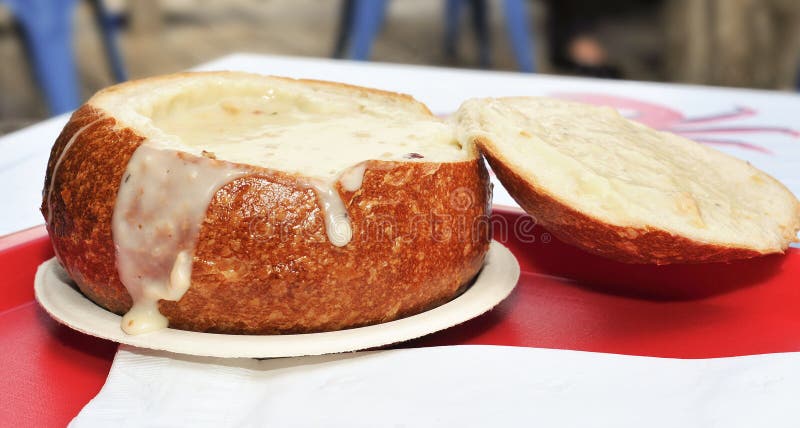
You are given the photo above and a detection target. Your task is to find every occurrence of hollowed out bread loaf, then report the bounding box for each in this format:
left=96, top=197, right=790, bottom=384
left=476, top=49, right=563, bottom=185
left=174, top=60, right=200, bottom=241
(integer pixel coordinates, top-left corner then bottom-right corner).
left=43, top=72, right=490, bottom=334
left=455, top=97, right=800, bottom=264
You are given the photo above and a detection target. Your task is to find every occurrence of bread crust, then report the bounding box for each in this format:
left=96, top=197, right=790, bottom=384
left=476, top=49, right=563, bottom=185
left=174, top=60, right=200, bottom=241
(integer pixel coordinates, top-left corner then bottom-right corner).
left=477, top=136, right=796, bottom=264
left=43, top=89, right=490, bottom=334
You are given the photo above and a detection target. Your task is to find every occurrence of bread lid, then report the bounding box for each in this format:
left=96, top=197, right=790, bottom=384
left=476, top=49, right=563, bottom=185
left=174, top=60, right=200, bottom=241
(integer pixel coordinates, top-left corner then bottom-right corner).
left=454, top=97, right=800, bottom=264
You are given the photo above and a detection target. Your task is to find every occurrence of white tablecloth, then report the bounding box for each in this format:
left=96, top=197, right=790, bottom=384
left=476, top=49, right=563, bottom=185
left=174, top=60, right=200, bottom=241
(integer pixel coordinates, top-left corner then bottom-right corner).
left=2, top=53, right=799, bottom=237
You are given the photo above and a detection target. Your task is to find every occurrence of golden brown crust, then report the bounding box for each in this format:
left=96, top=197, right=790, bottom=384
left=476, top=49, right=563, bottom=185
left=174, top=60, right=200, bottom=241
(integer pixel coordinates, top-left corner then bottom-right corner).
left=478, top=137, right=767, bottom=264
left=166, top=159, right=489, bottom=333
left=43, top=106, right=144, bottom=314
left=43, top=95, right=490, bottom=334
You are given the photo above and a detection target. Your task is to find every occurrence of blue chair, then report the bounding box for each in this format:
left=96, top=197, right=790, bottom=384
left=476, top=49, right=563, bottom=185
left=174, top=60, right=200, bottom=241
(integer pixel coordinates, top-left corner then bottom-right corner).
left=334, top=0, right=536, bottom=73
left=1, top=0, right=127, bottom=115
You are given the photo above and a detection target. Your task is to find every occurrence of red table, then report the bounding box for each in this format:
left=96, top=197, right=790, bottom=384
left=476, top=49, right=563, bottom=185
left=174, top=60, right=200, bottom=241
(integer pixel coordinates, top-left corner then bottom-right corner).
left=2, top=207, right=799, bottom=426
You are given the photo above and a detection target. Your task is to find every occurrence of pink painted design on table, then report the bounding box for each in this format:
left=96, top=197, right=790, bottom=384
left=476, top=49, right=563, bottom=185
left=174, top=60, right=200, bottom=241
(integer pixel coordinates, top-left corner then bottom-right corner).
left=553, top=93, right=800, bottom=155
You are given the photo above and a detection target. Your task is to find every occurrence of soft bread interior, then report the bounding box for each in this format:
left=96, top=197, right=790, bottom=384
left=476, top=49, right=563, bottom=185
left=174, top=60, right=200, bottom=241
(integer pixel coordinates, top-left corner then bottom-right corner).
left=454, top=97, right=800, bottom=253
left=89, top=72, right=474, bottom=180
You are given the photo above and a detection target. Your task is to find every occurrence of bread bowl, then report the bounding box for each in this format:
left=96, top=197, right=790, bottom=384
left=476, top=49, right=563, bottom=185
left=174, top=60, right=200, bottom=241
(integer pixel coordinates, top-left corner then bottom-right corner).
left=454, top=97, right=800, bottom=264
left=42, top=72, right=491, bottom=335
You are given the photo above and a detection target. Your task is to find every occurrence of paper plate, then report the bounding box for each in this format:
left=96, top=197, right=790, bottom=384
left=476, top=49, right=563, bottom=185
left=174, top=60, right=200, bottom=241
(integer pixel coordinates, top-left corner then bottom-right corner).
left=34, top=241, right=519, bottom=358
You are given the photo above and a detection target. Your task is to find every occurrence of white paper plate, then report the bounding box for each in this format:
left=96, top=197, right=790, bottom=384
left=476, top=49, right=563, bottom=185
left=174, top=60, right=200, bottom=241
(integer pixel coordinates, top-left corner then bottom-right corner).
left=35, top=241, right=519, bottom=358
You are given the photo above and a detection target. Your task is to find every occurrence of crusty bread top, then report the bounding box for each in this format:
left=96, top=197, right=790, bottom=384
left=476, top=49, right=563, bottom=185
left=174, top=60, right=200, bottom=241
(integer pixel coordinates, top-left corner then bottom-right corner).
left=88, top=71, right=475, bottom=181
left=454, top=97, right=800, bottom=257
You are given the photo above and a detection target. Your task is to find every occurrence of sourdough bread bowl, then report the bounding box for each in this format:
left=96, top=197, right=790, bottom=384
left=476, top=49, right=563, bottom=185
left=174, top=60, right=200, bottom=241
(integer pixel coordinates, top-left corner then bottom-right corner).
left=454, top=97, right=800, bottom=264
left=42, top=72, right=490, bottom=335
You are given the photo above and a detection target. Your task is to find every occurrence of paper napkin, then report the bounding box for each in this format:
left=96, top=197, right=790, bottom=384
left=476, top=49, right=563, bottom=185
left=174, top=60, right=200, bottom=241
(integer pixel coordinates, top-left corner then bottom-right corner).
left=71, top=345, right=799, bottom=427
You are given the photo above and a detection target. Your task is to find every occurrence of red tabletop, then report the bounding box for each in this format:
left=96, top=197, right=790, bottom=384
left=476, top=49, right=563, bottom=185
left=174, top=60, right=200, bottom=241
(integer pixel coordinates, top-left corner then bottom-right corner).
left=2, top=208, right=800, bottom=426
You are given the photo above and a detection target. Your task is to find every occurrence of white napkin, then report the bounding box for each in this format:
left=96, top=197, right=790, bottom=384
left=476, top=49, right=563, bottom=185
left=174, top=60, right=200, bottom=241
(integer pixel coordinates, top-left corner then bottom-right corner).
left=71, top=345, right=798, bottom=428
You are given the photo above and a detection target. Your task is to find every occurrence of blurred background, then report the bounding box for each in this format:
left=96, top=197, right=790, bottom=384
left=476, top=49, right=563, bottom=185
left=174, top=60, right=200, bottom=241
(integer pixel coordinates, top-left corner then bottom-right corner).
left=1, top=0, right=798, bottom=135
